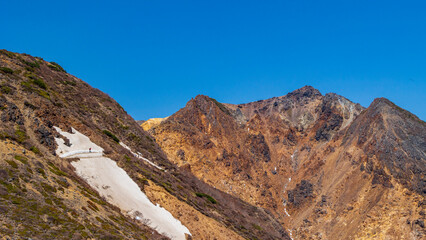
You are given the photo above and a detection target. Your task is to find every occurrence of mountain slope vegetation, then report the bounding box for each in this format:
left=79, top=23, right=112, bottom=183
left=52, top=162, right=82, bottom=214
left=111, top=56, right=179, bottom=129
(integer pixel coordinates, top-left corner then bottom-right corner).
left=0, top=50, right=289, bottom=240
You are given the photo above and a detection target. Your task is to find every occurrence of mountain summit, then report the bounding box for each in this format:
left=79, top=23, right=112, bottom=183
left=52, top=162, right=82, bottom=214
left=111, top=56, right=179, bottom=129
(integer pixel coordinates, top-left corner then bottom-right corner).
left=147, top=86, right=425, bottom=239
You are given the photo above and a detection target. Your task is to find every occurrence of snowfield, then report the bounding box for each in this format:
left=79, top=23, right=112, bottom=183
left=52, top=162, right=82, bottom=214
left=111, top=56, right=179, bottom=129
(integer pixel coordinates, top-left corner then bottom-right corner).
left=54, top=127, right=191, bottom=240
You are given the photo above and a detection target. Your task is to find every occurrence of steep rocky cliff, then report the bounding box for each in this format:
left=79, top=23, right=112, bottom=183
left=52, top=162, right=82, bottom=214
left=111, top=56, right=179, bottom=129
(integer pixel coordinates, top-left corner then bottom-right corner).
left=149, top=86, right=425, bottom=239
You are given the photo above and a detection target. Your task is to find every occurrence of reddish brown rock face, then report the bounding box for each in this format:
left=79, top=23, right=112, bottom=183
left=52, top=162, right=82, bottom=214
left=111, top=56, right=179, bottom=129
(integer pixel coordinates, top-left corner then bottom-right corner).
left=149, top=86, right=425, bottom=239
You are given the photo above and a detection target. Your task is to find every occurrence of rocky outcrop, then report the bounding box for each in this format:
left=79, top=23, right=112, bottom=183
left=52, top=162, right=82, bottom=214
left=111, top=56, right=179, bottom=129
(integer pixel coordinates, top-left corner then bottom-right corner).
left=344, top=98, right=426, bottom=195
left=287, top=180, right=314, bottom=207
left=150, top=85, right=425, bottom=239
left=0, top=98, right=24, bottom=125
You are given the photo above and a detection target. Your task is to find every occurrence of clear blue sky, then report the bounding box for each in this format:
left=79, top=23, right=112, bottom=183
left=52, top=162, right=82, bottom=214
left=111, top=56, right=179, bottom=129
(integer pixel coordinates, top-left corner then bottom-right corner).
left=1, top=0, right=425, bottom=120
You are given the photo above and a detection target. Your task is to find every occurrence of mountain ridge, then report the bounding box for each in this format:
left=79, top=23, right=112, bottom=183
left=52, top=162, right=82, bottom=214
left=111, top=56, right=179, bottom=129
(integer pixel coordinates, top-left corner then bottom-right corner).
left=0, top=49, right=289, bottom=239
left=1, top=49, right=424, bottom=239
left=148, top=85, right=425, bottom=239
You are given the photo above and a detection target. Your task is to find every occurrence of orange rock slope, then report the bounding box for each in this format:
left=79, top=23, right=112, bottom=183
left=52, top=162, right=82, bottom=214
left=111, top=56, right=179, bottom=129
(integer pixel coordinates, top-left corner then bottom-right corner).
left=148, top=86, right=425, bottom=239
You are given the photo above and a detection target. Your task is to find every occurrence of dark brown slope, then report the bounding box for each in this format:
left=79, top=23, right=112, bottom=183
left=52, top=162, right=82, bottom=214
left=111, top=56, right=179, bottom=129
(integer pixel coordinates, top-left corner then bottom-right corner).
left=150, top=87, right=365, bottom=208
left=0, top=50, right=288, bottom=240
left=342, top=98, right=426, bottom=195
left=149, top=86, right=425, bottom=239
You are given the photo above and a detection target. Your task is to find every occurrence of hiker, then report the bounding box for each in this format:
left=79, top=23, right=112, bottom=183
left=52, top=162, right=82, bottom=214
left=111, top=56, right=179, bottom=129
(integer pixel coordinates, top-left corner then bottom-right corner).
left=89, top=147, right=91, bottom=153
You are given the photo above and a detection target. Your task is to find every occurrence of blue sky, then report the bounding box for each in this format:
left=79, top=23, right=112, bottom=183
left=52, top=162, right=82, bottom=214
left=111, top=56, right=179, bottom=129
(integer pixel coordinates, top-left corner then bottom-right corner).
left=1, top=0, right=425, bottom=120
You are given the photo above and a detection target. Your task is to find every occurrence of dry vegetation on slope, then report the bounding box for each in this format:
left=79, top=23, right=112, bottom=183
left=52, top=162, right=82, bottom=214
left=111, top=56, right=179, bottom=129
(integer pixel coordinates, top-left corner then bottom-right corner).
left=0, top=49, right=289, bottom=239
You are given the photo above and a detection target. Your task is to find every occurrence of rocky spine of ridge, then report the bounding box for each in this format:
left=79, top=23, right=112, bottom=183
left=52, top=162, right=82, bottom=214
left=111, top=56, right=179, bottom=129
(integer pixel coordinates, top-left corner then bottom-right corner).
left=149, top=85, right=425, bottom=239
left=0, top=50, right=289, bottom=240
left=342, top=98, right=426, bottom=195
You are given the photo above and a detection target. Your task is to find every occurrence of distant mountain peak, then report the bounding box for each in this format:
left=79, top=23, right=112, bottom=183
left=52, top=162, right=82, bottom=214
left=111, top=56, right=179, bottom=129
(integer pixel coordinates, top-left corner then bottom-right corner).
left=286, top=85, right=322, bottom=99
left=144, top=85, right=426, bottom=239
left=368, top=97, right=424, bottom=124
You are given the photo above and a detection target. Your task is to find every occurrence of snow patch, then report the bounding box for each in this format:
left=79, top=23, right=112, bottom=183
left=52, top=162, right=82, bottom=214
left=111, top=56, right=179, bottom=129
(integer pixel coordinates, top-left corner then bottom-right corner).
left=54, top=126, right=103, bottom=158
left=119, top=142, right=163, bottom=170
left=288, top=229, right=294, bottom=240
left=282, top=177, right=292, bottom=217
left=284, top=208, right=290, bottom=217
left=290, top=150, right=297, bottom=161
left=54, top=126, right=190, bottom=240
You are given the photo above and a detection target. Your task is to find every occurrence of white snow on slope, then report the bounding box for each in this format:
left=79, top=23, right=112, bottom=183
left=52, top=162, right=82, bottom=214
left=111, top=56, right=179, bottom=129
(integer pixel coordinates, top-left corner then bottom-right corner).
left=119, top=142, right=163, bottom=170
left=284, top=208, right=290, bottom=217
left=54, top=127, right=191, bottom=240
left=288, top=229, right=294, bottom=240
left=282, top=177, right=292, bottom=217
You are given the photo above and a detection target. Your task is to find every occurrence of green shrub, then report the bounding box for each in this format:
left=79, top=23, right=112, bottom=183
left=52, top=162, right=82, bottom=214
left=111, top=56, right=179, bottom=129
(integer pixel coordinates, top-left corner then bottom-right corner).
left=14, top=155, right=28, bottom=164
left=15, top=129, right=27, bottom=143
left=11, top=197, right=23, bottom=205
left=253, top=224, right=262, bottom=231
left=25, top=72, right=47, bottom=89
left=87, top=200, right=99, bottom=211
left=0, top=67, right=13, bottom=74
left=37, top=89, right=50, bottom=100
left=41, top=182, right=57, bottom=193
left=161, top=182, right=174, bottom=193
left=63, top=80, right=76, bottom=86
left=48, top=62, right=66, bottom=73
left=127, top=133, right=141, bottom=143
left=195, top=192, right=217, bottom=204
left=209, top=97, right=231, bottom=115
left=103, top=130, right=119, bottom=143
left=22, top=60, right=40, bottom=69
left=5, top=160, right=18, bottom=169
left=36, top=168, right=46, bottom=178
left=33, top=78, right=47, bottom=89
left=0, top=50, right=15, bottom=58
left=47, top=162, right=67, bottom=176
left=21, top=80, right=32, bottom=90
left=30, top=146, right=40, bottom=154
left=0, top=132, right=10, bottom=140
left=1, top=85, right=12, bottom=94
left=206, top=195, right=217, bottom=204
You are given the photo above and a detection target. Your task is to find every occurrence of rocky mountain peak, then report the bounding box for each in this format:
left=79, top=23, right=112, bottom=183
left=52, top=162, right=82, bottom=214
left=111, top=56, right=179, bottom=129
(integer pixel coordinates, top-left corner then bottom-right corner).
left=367, top=97, right=396, bottom=114
left=286, top=85, right=322, bottom=100
left=151, top=85, right=425, bottom=239
left=368, top=97, right=425, bottom=124
left=188, top=94, right=211, bottom=105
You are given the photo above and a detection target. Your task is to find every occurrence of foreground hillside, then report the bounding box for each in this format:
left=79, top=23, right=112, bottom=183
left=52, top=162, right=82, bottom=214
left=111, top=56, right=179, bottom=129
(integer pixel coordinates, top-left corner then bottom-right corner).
left=0, top=50, right=289, bottom=239
left=148, top=86, right=425, bottom=239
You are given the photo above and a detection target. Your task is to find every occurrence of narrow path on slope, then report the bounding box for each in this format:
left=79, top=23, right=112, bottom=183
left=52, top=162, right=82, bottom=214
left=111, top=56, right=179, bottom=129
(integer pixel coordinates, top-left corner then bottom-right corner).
left=119, top=142, right=163, bottom=170
left=54, top=126, right=190, bottom=240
